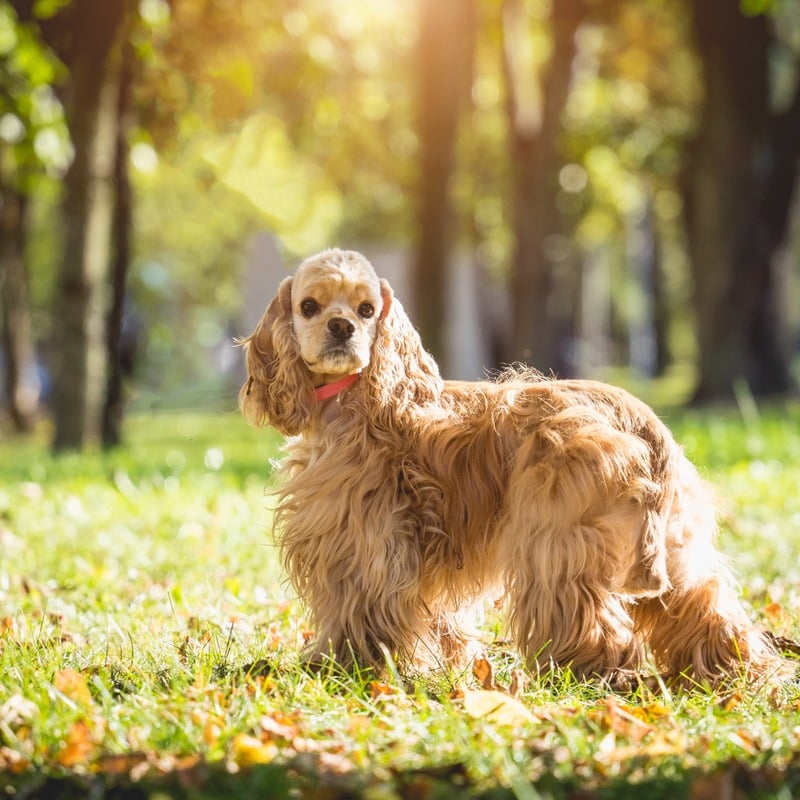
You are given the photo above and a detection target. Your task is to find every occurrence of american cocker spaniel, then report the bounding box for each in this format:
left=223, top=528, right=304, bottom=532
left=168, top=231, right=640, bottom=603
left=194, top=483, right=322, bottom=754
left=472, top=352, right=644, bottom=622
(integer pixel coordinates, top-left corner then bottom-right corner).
left=240, top=248, right=790, bottom=685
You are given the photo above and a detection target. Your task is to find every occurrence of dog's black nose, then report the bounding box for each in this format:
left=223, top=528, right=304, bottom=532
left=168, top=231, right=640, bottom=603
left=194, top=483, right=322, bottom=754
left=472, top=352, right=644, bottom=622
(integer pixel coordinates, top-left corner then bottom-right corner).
left=327, top=317, right=355, bottom=341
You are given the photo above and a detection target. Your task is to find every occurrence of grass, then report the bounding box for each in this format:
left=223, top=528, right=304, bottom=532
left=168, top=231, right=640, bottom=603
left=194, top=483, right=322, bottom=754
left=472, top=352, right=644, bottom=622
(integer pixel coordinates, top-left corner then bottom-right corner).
left=1, top=402, right=800, bottom=798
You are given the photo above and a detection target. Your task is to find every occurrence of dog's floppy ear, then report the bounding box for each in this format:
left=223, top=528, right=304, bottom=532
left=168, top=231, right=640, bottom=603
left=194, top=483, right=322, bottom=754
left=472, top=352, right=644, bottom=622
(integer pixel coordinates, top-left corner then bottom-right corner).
left=360, top=278, right=442, bottom=418
left=378, top=278, right=393, bottom=322
left=239, top=276, right=316, bottom=435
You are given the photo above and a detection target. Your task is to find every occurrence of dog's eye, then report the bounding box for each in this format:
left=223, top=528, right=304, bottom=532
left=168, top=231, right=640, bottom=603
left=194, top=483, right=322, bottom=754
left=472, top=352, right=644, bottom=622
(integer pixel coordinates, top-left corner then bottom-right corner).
left=300, top=299, right=320, bottom=318
left=358, top=302, right=375, bottom=319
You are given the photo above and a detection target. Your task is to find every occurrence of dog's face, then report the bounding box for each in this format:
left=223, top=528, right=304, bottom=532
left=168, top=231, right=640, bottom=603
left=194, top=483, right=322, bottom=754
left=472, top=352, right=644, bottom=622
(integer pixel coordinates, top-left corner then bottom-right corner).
left=291, top=250, right=391, bottom=380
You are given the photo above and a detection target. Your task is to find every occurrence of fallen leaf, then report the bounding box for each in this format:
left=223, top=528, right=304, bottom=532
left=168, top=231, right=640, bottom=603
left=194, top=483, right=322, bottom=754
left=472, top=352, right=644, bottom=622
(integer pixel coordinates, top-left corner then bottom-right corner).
left=0, top=746, right=30, bottom=775
left=96, top=752, right=149, bottom=777
left=763, top=602, right=784, bottom=625
left=728, top=729, right=759, bottom=755
left=229, top=733, right=279, bottom=766
left=317, top=750, right=355, bottom=774
left=369, top=681, right=398, bottom=700
left=260, top=710, right=300, bottom=741
left=473, top=657, right=496, bottom=690
left=0, top=695, right=38, bottom=729
left=461, top=688, right=536, bottom=726
left=203, top=720, right=223, bottom=748
left=603, top=696, right=654, bottom=742
left=54, top=669, right=93, bottom=709
left=508, top=669, right=528, bottom=699
left=54, top=720, right=95, bottom=768
left=720, top=691, right=742, bottom=712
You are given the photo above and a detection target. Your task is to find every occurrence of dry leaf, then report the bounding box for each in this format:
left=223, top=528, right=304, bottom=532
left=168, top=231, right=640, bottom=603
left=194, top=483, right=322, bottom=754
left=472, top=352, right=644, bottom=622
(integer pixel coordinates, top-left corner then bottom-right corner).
left=229, top=733, right=279, bottom=766
left=317, top=751, right=356, bottom=774
left=54, top=720, right=95, bottom=768
left=260, top=711, right=300, bottom=741
left=369, top=681, right=398, bottom=700
left=0, top=746, right=30, bottom=775
left=461, top=688, right=536, bottom=726
left=509, top=669, right=528, bottom=699
left=203, top=720, right=223, bottom=748
left=473, top=657, right=496, bottom=690
left=763, top=602, right=784, bottom=624
left=603, top=696, right=654, bottom=742
left=720, top=691, right=742, bottom=712
left=0, top=695, right=38, bottom=729
left=54, top=669, right=93, bottom=709
left=96, top=752, right=149, bottom=777
left=728, top=729, right=759, bottom=755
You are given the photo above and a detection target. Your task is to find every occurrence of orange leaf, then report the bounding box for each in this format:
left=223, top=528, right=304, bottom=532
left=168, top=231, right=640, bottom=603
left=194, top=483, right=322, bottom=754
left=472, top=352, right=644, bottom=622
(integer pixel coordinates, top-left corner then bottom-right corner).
left=721, top=691, right=742, bottom=712
left=96, top=752, right=149, bottom=777
left=54, top=669, right=93, bottom=709
left=763, top=602, right=784, bottom=624
left=259, top=711, right=299, bottom=741
left=204, top=720, right=223, bottom=748
left=54, top=720, right=94, bottom=768
left=473, top=657, right=496, bottom=690
left=604, top=696, right=654, bottom=741
left=369, top=681, right=397, bottom=700
left=729, top=729, right=759, bottom=754
left=0, top=746, right=30, bottom=775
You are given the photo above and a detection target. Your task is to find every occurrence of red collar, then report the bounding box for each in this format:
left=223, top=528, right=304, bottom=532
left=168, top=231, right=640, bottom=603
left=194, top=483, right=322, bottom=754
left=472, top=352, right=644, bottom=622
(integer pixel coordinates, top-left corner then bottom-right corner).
left=313, top=372, right=360, bottom=401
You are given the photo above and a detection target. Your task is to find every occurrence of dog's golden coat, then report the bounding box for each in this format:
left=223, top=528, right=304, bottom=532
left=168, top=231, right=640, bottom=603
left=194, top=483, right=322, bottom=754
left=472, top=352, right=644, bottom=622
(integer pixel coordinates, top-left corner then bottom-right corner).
left=240, top=249, right=788, bottom=683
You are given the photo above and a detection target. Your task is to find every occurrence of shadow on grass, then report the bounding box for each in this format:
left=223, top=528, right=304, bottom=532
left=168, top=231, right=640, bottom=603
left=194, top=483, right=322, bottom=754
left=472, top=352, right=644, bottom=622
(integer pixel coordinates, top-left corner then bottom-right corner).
left=8, top=759, right=800, bottom=800
left=9, top=758, right=800, bottom=800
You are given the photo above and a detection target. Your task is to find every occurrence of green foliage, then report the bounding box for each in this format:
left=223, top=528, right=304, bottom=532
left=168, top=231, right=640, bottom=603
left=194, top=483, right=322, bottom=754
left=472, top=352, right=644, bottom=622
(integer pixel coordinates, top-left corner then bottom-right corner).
left=1, top=407, right=800, bottom=797
left=0, top=1, right=69, bottom=181
left=739, top=0, right=776, bottom=17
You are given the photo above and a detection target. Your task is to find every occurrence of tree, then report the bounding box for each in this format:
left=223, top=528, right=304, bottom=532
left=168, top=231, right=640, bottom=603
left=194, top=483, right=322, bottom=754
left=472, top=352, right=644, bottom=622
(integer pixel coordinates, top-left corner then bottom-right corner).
left=412, top=0, right=476, bottom=366
left=12, top=0, right=136, bottom=449
left=502, top=0, right=587, bottom=371
left=686, top=0, right=800, bottom=400
left=0, top=2, right=63, bottom=431
left=0, top=181, right=35, bottom=430
left=101, top=33, right=136, bottom=449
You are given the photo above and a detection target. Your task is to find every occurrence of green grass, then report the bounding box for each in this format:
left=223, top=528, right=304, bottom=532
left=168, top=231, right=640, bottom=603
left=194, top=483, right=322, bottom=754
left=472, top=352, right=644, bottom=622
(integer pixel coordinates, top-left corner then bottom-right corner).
left=1, top=404, right=800, bottom=798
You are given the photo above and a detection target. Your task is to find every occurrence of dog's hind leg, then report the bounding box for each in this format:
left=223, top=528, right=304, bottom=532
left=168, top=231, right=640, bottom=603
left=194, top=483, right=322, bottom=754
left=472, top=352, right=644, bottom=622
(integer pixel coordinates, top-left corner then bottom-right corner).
left=633, top=552, right=791, bottom=683
left=499, top=416, right=662, bottom=679
left=631, top=460, right=794, bottom=684
left=503, top=522, right=645, bottom=680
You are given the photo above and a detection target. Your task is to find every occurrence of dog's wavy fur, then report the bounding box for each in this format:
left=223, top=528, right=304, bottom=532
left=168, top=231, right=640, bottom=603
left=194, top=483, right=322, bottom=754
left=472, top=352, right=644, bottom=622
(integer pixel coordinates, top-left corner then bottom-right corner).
left=240, top=248, right=790, bottom=683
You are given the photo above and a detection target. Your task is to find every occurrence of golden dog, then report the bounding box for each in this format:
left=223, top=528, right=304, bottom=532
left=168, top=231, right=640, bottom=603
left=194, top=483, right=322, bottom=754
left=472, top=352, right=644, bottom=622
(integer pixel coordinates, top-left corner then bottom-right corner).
left=240, top=248, right=789, bottom=684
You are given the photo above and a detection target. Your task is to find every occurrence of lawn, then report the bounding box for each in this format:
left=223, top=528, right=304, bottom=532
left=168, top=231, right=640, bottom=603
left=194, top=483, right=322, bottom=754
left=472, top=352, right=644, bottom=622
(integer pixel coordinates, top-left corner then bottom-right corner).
left=1, top=402, right=800, bottom=799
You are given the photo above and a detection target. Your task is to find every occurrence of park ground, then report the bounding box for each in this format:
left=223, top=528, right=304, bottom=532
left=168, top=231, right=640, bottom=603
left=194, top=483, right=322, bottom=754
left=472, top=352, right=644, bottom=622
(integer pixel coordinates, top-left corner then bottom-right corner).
left=1, top=402, right=800, bottom=798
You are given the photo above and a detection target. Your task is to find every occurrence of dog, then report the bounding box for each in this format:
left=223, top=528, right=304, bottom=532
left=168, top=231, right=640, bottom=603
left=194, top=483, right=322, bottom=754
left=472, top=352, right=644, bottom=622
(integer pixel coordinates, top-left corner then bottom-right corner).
left=240, top=248, right=790, bottom=684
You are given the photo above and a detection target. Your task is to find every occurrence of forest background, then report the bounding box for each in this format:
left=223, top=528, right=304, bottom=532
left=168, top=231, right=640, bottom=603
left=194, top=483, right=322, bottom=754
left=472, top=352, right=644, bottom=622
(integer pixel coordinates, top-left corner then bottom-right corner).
left=0, top=0, right=799, bottom=450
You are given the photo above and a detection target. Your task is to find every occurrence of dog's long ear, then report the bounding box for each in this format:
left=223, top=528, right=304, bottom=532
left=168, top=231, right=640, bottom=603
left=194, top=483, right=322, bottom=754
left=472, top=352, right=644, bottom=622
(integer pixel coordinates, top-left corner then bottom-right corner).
left=360, top=278, right=443, bottom=418
left=238, top=277, right=315, bottom=435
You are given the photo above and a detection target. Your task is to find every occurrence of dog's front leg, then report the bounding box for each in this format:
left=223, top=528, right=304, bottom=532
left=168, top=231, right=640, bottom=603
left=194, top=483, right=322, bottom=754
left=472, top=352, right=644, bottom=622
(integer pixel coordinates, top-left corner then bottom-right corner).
left=284, top=509, right=432, bottom=672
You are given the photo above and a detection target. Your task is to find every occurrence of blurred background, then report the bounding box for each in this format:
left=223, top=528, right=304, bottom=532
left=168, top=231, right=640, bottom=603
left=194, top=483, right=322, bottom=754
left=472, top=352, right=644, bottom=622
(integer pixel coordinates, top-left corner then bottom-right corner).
left=0, top=0, right=798, bottom=451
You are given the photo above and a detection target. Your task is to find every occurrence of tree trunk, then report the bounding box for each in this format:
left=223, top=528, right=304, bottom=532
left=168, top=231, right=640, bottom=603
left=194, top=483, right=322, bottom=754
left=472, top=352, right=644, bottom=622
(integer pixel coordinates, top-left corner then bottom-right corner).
left=49, top=0, right=128, bottom=450
left=687, top=1, right=799, bottom=401
left=0, top=178, right=37, bottom=431
left=102, top=35, right=135, bottom=450
left=412, top=0, right=475, bottom=368
left=503, top=0, right=586, bottom=371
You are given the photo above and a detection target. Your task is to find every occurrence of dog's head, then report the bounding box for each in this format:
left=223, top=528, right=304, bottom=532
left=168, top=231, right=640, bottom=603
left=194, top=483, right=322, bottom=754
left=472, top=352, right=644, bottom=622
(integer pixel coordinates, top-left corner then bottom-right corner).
left=240, top=248, right=441, bottom=435
left=290, top=249, right=392, bottom=379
